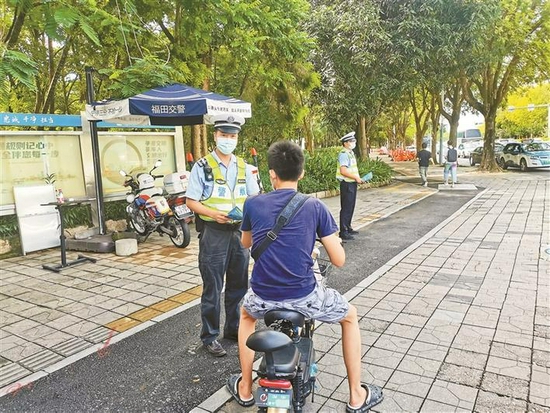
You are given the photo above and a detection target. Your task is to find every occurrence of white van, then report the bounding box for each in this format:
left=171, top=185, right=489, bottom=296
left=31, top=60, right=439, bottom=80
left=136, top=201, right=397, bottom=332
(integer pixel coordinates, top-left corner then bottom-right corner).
left=457, top=128, right=483, bottom=158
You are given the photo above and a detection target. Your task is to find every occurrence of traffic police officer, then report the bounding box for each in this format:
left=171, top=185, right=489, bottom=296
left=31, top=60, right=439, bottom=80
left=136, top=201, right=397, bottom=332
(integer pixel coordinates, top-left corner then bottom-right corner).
left=186, top=114, right=260, bottom=357
left=336, top=131, right=362, bottom=241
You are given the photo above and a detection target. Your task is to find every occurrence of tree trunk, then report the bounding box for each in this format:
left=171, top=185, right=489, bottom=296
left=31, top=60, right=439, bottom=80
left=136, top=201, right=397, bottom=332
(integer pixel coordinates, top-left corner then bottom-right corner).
left=40, top=37, right=72, bottom=113
left=358, top=115, right=367, bottom=160
left=430, top=121, right=439, bottom=164
left=440, top=81, right=463, bottom=148
left=201, top=125, right=208, bottom=156
left=480, top=110, right=500, bottom=171
left=4, top=5, right=27, bottom=48
left=410, top=89, right=430, bottom=151
left=304, top=116, right=313, bottom=153
left=193, top=125, right=202, bottom=160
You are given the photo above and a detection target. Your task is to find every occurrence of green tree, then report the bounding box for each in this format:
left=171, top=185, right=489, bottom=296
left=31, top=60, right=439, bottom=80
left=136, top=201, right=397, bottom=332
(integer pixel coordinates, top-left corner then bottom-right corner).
left=308, top=0, right=396, bottom=159
left=1, top=0, right=106, bottom=113
left=462, top=0, right=550, bottom=170
left=496, top=83, right=550, bottom=139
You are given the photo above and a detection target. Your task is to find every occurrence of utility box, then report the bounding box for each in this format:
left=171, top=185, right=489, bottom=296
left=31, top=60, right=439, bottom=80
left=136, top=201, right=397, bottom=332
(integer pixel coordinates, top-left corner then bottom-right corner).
left=164, top=171, right=190, bottom=194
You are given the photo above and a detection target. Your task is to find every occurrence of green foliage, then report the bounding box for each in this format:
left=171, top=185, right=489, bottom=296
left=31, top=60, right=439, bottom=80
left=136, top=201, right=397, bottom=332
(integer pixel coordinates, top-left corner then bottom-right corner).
left=308, top=0, right=391, bottom=133
left=253, top=146, right=393, bottom=194
left=0, top=212, right=22, bottom=258
left=0, top=215, right=18, bottom=239
left=60, top=204, right=93, bottom=228
left=461, top=0, right=550, bottom=170
left=99, top=57, right=190, bottom=99
left=104, top=199, right=129, bottom=221
left=497, top=83, right=550, bottom=139
left=3, top=0, right=548, bottom=149
left=0, top=47, right=38, bottom=108
left=357, top=156, right=394, bottom=185
left=300, top=147, right=342, bottom=193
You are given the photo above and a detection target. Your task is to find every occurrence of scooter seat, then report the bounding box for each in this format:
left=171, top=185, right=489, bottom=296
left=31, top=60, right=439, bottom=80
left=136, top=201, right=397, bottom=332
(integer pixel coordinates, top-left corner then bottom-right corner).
left=258, top=345, right=300, bottom=378
left=264, top=309, right=306, bottom=328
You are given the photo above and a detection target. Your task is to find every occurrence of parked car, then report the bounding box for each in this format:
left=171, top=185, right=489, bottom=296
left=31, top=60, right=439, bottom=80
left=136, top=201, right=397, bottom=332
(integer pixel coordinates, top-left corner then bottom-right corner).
left=499, top=142, right=550, bottom=171
left=469, top=143, right=504, bottom=166
left=378, top=146, right=388, bottom=155
left=458, top=140, right=483, bottom=158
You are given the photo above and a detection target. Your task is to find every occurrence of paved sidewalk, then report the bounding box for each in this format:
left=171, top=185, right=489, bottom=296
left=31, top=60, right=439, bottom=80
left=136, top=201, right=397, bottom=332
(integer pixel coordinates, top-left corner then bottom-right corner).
left=194, top=170, right=550, bottom=412
left=0, top=180, right=436, bottom=396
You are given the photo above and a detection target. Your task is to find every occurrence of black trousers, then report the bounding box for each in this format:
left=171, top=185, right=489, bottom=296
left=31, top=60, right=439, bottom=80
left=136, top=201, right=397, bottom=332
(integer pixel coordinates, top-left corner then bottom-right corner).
left=198, top=225, right=249, bottom=345
left=339, top=180, right=357, bottom=234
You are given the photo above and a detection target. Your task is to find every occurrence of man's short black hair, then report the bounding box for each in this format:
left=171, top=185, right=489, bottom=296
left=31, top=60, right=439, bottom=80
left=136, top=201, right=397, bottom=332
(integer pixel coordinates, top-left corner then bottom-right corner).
left=267, top=141, right=304, bottom=182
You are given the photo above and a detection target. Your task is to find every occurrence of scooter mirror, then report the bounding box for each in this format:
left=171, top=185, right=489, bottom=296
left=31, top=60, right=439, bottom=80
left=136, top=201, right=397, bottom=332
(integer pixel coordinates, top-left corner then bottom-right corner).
left=154, top=160, right=162, bottom=168
left=119, top=170, right=127, bottom=177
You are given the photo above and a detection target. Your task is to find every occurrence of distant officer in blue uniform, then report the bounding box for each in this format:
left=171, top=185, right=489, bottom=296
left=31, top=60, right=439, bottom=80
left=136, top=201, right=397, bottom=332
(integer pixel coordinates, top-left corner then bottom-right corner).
left=336, top=132, right=363, bottom=241
left=186, top=114, right=260, bottom=357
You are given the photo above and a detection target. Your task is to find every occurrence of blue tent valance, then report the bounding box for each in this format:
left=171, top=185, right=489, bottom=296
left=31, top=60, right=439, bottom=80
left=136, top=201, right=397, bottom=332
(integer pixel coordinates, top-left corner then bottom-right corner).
left=85, top=84, right=252, bottom=126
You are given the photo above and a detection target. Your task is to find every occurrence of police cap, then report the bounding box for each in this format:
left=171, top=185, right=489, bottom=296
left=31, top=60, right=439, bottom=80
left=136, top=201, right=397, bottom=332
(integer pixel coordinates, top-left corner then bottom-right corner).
left=340, top=131, right=356, bottom=143
left=212, top=114, right=245, bottom=134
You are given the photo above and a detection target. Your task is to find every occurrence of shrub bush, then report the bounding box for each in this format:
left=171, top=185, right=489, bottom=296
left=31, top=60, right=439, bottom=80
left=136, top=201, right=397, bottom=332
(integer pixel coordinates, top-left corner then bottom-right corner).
left=253, top=147, right=393, bottom=194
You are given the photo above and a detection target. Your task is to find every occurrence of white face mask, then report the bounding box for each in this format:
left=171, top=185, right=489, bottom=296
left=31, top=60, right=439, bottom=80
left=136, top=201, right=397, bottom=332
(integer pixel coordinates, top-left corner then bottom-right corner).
left=348, top=142, right=356, bottom=150
left=217, top=137, right=237, bottom=155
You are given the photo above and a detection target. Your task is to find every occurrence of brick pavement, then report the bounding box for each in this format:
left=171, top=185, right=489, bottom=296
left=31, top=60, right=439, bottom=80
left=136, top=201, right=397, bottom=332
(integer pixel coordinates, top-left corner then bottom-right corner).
left=0, top=179, right=436, bottom=397
left=193, top=167, right=550, bottom=413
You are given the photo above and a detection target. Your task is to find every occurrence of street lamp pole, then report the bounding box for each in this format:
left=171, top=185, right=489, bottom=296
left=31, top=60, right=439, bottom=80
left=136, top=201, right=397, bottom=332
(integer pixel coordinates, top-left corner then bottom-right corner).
left=439, top=91, right=444, bottom=164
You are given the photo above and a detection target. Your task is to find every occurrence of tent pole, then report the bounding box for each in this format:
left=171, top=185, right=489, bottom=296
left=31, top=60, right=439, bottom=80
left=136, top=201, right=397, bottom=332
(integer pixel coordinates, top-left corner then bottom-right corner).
left=85, top=67, right=106, bottom=235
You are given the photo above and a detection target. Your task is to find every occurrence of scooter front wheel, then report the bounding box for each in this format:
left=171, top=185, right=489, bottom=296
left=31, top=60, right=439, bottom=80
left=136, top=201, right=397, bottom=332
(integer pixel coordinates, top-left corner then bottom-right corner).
left=128, top=210, right=149, bottom=235
left=167, top=216, right=191, bottom=248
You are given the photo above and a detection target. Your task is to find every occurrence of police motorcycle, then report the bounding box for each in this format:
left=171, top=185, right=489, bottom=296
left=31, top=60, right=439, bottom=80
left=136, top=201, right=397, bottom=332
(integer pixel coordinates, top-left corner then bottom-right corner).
left=245, top=243, right=331, bottom=412
left=119, top=160, right=192, bottom=248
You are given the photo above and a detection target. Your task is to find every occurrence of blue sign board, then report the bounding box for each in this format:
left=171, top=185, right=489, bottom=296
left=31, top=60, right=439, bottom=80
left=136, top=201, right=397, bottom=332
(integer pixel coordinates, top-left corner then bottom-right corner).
left=0, top=112, right=174, bottom=129
left=0, top=112, right=81, bottom=127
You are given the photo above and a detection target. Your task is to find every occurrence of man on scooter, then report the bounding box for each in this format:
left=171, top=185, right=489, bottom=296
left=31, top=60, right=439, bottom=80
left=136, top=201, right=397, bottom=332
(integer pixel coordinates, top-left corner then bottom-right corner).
left=226, top=141, right=383, bottom=412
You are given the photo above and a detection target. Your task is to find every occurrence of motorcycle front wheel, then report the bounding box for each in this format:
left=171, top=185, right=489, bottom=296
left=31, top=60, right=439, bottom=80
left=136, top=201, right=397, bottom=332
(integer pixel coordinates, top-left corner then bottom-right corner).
left=128, top=208, right=149, bottom=235
left=167, top=216, right=191, bottom=248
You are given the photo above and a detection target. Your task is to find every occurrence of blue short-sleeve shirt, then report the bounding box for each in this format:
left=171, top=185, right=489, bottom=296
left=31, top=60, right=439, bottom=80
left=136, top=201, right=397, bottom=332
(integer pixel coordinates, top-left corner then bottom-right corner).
left=186, top=151, right=260, bottom=201
left=242, top=189, right=338, bottom=301
left=338, top=150, right=353, bottom=168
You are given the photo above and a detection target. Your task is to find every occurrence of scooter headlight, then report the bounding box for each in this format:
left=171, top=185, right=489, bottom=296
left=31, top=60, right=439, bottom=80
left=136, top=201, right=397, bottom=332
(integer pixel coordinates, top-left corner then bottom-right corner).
left=126, top=194, right=136, bottom=203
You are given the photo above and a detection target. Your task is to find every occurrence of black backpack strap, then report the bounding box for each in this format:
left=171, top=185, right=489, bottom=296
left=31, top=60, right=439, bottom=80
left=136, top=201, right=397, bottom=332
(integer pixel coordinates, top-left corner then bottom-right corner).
left=251, top=192, right=309, bottom=261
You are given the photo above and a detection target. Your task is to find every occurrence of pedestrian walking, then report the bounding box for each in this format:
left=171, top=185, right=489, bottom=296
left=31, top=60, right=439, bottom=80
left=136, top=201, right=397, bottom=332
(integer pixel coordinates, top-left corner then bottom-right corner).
left=416, top=142, right=433, bottom=187
left=185, top=114, right=260, bottom=357
left=444, top=140, right=458, bottom=187
left=336, top=132, right=363, bottom=240
left=227, top=141, right=384, bottom=412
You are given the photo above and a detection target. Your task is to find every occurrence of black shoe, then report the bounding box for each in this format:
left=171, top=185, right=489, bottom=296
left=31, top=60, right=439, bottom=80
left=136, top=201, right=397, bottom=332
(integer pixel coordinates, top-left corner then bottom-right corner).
left=223, top=332, right=238, bottom=342
left=340, top=232, right=355, bottom=241
left=348, top=229, right=359, bottom=235
left=204, top=340, right=227, bottom=357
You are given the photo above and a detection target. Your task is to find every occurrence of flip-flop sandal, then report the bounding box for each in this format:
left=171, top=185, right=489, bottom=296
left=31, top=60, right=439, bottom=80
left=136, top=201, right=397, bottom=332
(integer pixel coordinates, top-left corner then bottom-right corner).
left=226, top=373, right=255, bottom=407
left=346, top=383, right=384, bottom=412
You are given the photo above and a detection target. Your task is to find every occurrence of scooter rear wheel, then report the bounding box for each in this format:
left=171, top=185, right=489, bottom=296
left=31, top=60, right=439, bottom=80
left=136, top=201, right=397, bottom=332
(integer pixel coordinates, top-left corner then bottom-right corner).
left=167, top=216, right=191, bottom=248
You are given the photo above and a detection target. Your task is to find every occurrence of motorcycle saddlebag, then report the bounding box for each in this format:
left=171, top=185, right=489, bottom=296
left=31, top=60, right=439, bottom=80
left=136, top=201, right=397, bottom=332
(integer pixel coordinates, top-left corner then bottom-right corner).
left=164, top=172, right=190, bottom=194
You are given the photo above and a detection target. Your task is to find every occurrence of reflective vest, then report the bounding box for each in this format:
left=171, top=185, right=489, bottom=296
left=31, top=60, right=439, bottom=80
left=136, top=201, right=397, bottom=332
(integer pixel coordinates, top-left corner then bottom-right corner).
left=336, top=149, right=358, bottom=182
left=199, top=153, right=248, bottom=222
